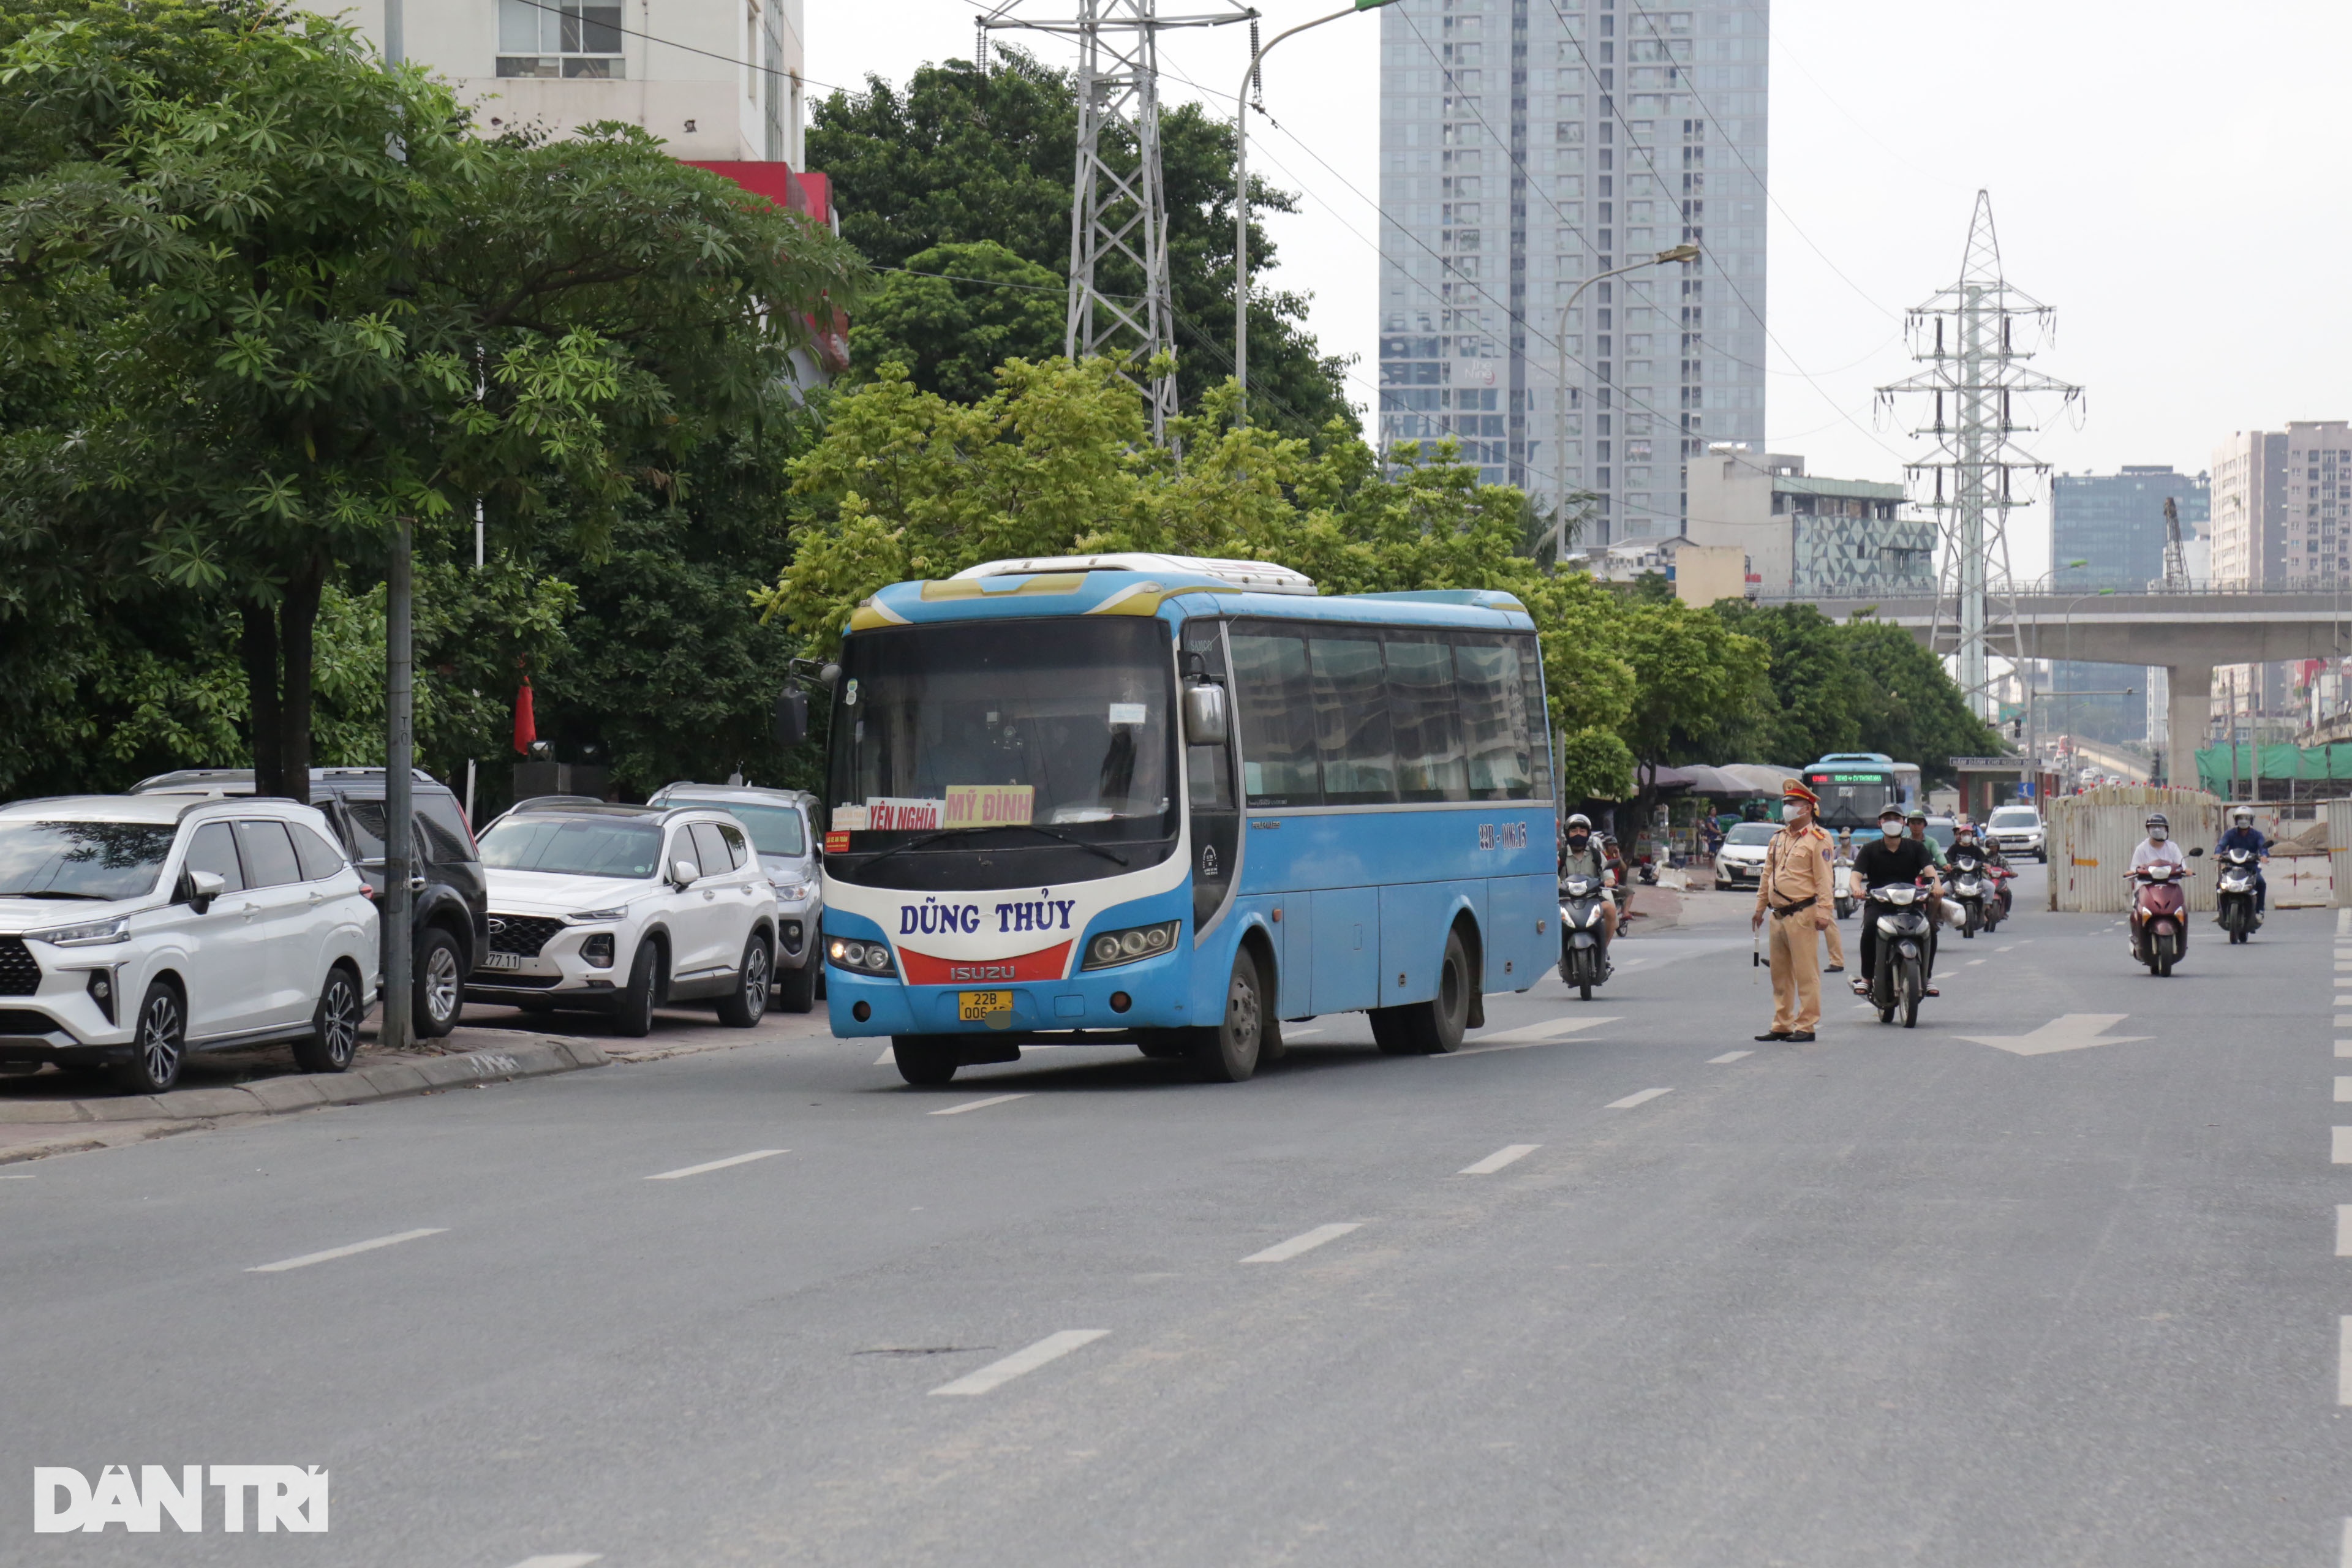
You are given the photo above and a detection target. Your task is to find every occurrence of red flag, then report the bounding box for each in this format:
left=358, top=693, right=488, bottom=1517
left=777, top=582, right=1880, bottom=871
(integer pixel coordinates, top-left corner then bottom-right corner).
left=513, top=675, right=537, bottom=755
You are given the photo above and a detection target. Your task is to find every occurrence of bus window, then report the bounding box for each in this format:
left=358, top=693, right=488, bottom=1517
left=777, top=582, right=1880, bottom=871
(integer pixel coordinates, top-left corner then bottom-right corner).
left=1308, top=636, right=1398, bottom=804
left=1385, top=634, right=1468, bottom=802
left=1517, top=635, right=1553, bottom=801
left=1457, top=637, right=1534, bottom=800
left=1231, top=631, right=1322, bottom=806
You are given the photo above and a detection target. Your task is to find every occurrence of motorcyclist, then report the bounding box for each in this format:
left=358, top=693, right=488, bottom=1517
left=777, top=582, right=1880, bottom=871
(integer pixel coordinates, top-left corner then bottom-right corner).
left=1904, top=804, right=1950, bottom=990
left=1559, top=812, right=1618, bottom=944
left=1850, top=803, right=1941, bottom=998
left=1600, top=835, right=1634, bottom=933
left=1951, top=820, right=2011, bottom=918
left=2214, top=805, right=2269, bottom=918
left=2130, top=812, right=2187, bottom=875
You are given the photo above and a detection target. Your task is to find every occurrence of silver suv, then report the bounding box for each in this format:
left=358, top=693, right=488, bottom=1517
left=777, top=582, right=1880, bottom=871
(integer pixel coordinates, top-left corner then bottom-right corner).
left=645, top=783, right=823, bottom=1012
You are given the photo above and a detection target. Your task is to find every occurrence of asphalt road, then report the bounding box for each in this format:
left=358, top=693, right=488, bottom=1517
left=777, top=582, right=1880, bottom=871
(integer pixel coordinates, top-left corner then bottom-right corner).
left=7, top=865, right=2350, bottom=1567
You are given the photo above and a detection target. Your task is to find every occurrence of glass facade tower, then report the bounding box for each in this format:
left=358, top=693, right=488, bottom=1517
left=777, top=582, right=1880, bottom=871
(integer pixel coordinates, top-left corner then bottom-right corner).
left=1376, top=0, right=1768, bottom=545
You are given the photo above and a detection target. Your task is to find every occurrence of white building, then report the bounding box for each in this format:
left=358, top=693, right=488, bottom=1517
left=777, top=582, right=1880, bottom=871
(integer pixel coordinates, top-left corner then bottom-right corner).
left=1683, top=444, right=1926, bottom=598
left=347, top=0, right=805, bottom=165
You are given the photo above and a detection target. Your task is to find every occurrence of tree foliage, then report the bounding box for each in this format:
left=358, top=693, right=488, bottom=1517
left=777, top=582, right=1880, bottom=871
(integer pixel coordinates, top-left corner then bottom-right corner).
left=810, top=51, right=1355, bottom=438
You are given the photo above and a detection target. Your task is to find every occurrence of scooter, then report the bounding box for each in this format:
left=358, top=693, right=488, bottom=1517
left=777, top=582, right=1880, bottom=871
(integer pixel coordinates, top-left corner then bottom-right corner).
left=2216, top=847, right=2262, bottom=944
left=2128, top=857, right=2197, bottom=975
left=1558, top=872, right=1613, bottom=1000
left=1948, top=847, right=1992, bottom=938
left=1833, top=853, right=1856, bottom=920
left=1867, top=881, right=1933, bottom=1028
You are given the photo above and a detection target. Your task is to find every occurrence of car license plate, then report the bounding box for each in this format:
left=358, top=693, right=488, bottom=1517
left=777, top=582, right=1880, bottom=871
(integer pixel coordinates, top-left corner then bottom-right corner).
left=957, top=989, right=1012, bottom=1022
left=480, top=951, right=522, bottom=972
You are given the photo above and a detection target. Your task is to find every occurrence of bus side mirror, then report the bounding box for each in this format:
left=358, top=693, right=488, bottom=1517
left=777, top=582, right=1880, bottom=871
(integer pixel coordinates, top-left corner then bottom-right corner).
left=774, top=687, right=809, bottom=750
left=1183, top=684, right=1229, bottom=746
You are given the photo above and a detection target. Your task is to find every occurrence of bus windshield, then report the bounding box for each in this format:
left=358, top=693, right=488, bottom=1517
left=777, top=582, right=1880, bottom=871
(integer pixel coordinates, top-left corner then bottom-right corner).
left=1806, top=769, right=1896, bottom=829
left=827, top=617, right=1177, bottom=845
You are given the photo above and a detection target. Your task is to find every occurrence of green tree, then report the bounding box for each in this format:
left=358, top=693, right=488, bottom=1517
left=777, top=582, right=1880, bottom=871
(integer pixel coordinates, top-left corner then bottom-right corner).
left=849, top=240, right=1067, bottom=404
left=0, top=0, right=862, bottom=804
left=1615, top=595, right=1770, bottom=785
left=1840, top=620, right=2007, bottom=787
left=810, top=51, right=1355, bottom=436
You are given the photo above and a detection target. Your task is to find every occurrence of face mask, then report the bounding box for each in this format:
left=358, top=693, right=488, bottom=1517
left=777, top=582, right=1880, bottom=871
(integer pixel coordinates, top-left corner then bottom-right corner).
left=1567, top=833, right=1589, bottom=850
left=1882, top=821, right=1904, bottom=839
left=2149, top=829, right=2167, bottom=842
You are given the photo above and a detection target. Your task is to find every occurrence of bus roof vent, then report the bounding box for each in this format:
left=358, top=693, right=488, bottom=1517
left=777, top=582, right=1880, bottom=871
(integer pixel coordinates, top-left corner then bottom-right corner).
left=952, top=552, right=1317, bottom=595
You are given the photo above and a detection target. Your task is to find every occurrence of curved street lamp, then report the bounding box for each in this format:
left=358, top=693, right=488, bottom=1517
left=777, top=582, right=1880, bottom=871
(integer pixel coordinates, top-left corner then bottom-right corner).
left=1551, top=243, right=1700, bottom=560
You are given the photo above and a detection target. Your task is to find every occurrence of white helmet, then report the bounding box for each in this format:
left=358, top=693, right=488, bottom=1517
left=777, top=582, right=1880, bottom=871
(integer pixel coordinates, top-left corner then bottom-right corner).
left=1566, top=813, right=1592, bottom=832
left=2231, top=805, right=2254, bottom=825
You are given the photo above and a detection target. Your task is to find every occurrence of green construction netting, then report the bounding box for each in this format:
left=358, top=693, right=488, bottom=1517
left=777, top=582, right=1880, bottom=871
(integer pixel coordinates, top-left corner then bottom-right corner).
left=2195, top=744, right=2352, bottom=791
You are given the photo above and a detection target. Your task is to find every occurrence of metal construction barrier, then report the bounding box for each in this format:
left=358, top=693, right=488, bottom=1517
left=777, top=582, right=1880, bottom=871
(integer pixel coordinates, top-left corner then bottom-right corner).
left=2046, top=785, right=2220, bottom=914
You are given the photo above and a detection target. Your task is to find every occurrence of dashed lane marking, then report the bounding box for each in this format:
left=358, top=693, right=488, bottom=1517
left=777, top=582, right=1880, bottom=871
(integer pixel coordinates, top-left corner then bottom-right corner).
left=2340, top=1317, right=2352, bottom=1404
left=930, top=1330, right=1109, bottom=1396
left=1708, top=1050, right=1752, bottom=1064
left=2335, top=1128, right=2352, bottom=1164
left=249, top=1228, right=447, bottom=1274
left=646, top=1150, right=786, bottom=1181
left=1242, top=1222, right=1363, bottom=1263
left=2338, top=1080, right=2352, bottom=1104
left=1471, top=1016, right=1621, bottom=1046
left=1965, top=958, right=1985, bottom=965
left=1605, top=1088, right=1673, bottom=1110
left=505, top=1558, right=603, bottom=1568
left=1458, top=1144, right=1540, bottom=1175
left=2337, top=1206, right=2352, bottom=1257
left=930, top=1093, right=1033, bottom=1117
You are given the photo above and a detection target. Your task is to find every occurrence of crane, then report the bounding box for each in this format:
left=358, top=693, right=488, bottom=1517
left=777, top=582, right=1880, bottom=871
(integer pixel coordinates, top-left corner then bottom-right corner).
left=2160, top=496, right=2187, bottom=591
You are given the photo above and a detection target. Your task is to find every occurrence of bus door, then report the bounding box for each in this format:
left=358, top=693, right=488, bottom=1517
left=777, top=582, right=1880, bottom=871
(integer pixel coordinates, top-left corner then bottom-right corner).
left=1183, top=620, right=1242, bottom=942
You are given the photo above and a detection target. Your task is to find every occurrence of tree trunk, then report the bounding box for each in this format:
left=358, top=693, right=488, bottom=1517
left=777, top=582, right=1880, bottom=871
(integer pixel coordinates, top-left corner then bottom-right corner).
left=276, top=558, right=324, bottom=807
left=240, top=598, right=284, bottom=800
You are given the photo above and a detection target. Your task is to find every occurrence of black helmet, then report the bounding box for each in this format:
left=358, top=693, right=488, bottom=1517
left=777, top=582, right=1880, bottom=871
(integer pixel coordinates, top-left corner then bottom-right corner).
left=2146, top=812, right=2169, bottom=831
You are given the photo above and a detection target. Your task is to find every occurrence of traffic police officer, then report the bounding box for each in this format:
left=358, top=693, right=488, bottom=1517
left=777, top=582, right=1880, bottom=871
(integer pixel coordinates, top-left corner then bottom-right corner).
left=1751, top=777, right=1836, bottom=1041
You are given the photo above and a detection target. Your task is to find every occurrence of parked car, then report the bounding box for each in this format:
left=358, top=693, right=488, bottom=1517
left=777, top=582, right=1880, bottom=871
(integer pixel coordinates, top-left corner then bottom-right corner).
left=644, top=782, right=823, bottom=1012
left=1986, top=804, right=2046, bottom=862
left=132, top=768, right=488, bottom=1037
left=465, top=801, right=777, bottom=1036
left=1713, top=820, right=1779, bottom=889
left=0, top=794, right=380, bottom=1093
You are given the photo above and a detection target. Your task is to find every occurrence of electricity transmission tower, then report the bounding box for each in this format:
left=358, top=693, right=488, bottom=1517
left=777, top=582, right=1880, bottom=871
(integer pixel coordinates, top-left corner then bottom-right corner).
left=1876, top=191, right=2083, bottom=723
left=979, top=1, right=1252, bottom=444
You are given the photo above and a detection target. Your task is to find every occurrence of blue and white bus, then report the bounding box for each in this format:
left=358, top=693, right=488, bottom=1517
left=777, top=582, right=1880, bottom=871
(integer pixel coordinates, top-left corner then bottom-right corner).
left=816, top=554, right=1559, bottom=1085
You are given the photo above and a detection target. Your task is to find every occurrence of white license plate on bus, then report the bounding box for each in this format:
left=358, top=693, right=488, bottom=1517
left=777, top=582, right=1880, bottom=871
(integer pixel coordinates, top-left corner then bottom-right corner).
left=480, top=952, right=523, bottom=973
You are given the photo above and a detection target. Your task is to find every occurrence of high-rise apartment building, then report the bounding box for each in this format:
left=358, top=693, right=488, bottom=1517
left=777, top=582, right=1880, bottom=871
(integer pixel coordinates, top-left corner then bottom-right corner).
left=2210, top=431, right=2288, bottom=590
left=2210, top=423, right=2350, bottom=737
left=2045, top=465, right=2209, bottom=744
left=1377, top=0, right=1768, bottom=545
left=348, top=0, right=806, bottom=165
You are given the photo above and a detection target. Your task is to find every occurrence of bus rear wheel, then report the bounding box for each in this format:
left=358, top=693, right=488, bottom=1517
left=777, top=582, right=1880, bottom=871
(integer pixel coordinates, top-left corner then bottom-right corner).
left=1188, top=949, right=1265, bottom=1083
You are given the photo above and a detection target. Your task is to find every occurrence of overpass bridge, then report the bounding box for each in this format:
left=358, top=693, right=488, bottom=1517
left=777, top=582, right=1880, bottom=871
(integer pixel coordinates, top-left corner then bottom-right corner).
left=1760, top=587, right=2352, bottom=783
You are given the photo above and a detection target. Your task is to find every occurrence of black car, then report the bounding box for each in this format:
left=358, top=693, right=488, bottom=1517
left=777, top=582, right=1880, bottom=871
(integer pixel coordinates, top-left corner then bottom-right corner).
left=132, top=768, right=489, bottom=1036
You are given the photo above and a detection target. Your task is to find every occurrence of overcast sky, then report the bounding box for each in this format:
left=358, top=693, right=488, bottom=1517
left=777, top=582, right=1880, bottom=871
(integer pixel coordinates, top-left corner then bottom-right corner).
left=809, top=1, right=2352, bottom=577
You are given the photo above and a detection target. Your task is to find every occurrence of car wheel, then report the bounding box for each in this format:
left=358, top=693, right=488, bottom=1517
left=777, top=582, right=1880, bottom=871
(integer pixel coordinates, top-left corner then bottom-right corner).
left=616, top=937, right=663, bottom=1038
left=111, top=980, right=186, bottom=1095
left=294, top=963, right=364, bottom=1073
left=717, top=932, right=771, bottom=1028
left=776, top=960, right=817, bottom=1014
left=413, top=927, right=464, bottom=1039
left=892, top=1035, right=958, bottom=1086
left=1188, top=947, right=1265, bottom=1082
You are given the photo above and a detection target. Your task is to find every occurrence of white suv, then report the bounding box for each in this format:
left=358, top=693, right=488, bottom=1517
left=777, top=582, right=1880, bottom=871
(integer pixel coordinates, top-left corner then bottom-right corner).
left=466, top=802, right=777, bottom=1036
left=1986, top=805, right=2046, bottom=863
left=0, top=795, right=381, bottom=1093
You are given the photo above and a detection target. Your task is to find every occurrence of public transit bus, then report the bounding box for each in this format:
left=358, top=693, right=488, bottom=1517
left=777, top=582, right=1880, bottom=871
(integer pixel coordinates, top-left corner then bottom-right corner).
left=817, top=554, right=1559, bottom=1087
left=1801, top=752, right=1921, bottom=832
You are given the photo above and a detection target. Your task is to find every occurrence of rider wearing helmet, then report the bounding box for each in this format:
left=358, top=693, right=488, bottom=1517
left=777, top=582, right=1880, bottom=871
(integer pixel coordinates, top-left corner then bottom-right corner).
left=1951, top=818, right=2011, bottom=918
left=1559, top=813, right=1618, bottom=942
left=2215, top=804, right=2269, bottom=916
left=2130, top=812, right=2187, bottom=875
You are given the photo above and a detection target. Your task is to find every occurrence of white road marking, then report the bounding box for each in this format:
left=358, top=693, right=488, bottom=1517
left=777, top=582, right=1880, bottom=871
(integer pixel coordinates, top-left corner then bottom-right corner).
left=1241, top=1222, right=1363, bottom=1263
left=1471, top=1016, right=1621, bottom=1045
left=2339, top=1040, right=2352, bottom=1058
left=2340, top=1517, right=2351, bottom=1568
left=875, top=1047, right=897, bottom=1066
left=1284, top=1027, right=1324, bottom=1038
left=2339, top=906, right=2350, bottom=937
left=1995, top=944, right=2015, bottom=952
left=2335, top=1128, right=2352, bottom=1164
left=2338, top=1080, right=2352, bottom=1104
left=505, top=1558, right=603, bottom=1568
left=1708, top=1050, right=1752, bottom=1064
left=646, top=1149, right=786, bottom=1181
left=930, top=1093, right=1033, bottom=1117
left=1965, top=958, right=1985, bottom=965
left=1606, top=1087, right=1673, bottom=1110
left=2340, top=1317, right=2352, bottom=1404
left=249, top=1228, right=447, bottom=1273
left=930, top=1329, right=1109, bottom=1396
left=0, top=1173, right=34, bottom=1179
left=2337, top=1206, right=2352, bottom=1257
left=1458, top=1144, right=1540, bottom=1175
left=1954, top=1014, right=2149, bottom=1057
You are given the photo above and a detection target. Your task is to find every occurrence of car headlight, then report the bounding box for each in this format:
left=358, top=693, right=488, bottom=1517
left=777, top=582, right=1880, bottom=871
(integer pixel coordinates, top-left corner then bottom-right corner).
left=567, top=907, right=630, bottom=924
left=826, top=935, right=897, bottom=977
left=1081, top=919, right=1181, bottom=971
left=26, top=916, right=130, bottom=948
left=770, top=881, right=814, bottom=902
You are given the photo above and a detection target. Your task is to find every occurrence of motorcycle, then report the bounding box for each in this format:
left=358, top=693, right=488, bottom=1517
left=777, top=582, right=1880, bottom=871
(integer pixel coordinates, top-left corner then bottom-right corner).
left=1833, top=853, right=1856, bottom=920
left=2128, top=858, right=2196, bottom=975
left=1558, top=872, right=1613, bottom=1000
left=1948, top=848, right=1992, bottom=938
left=1867, top=881, right=1933, bottom=1028
left=2216, top=847, right=2262, bottom=944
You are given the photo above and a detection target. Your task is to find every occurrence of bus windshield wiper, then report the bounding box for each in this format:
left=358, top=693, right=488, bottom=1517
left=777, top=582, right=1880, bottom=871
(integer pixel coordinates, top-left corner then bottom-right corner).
left=856, top=823, right=1129, bottom=870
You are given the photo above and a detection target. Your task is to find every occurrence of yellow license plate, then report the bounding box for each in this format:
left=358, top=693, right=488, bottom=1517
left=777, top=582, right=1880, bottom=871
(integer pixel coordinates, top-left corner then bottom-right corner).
left=957, top=990, right=1012, bottom=1022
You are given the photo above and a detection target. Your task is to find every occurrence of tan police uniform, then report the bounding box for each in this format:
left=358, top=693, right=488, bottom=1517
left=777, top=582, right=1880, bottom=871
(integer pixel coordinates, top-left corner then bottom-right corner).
left=1754, top=818, right=1835, bottom=1034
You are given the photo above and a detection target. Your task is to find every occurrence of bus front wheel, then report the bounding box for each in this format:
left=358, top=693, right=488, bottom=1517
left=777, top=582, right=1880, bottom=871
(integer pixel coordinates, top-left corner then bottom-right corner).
left=1375, top=928, right=1472, bottom=1055
left=1189, top=949, right=1265, bottom=1083
left=891, top=1036, right=959, bottom=1087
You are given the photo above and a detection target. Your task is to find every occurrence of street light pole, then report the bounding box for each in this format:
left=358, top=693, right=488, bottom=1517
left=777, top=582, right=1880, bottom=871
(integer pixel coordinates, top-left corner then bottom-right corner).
left=1550, top=243, right=1698, bottom=560
left=380, top=0, right=414, bottom=1052
left=1235, top=0, right=1397, bottom=428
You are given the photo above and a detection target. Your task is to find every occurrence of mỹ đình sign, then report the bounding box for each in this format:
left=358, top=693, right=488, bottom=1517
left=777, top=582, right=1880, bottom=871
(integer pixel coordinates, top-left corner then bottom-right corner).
left=943, top=784, right=1036, bottom=828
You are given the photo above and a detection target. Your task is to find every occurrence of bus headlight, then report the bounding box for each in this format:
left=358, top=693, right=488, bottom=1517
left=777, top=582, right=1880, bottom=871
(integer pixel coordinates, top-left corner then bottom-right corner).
left=1082, top=919, right=1180, bottom=971
left=826, top=935, right=897, bottom=978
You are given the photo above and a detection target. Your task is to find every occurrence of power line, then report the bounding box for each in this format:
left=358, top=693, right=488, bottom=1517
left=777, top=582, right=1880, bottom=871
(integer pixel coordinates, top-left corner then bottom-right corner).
left=498, top=0, right=847, bottom=91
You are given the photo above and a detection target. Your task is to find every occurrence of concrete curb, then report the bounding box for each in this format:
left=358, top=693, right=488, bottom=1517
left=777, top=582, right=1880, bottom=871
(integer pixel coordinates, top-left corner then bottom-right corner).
left=0, top=1038, right=608, bottom=1147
